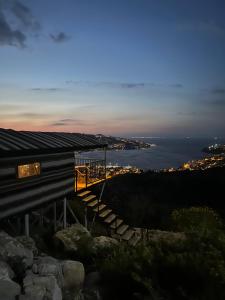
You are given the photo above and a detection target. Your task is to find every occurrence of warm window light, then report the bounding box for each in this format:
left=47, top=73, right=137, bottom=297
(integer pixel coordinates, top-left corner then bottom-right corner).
left=18, top=162, right=41, bottom=178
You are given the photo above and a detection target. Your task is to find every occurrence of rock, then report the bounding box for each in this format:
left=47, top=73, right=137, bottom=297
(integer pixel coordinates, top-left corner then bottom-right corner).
left=0, top=260, right=21, bottom=300
left=16, top=236, right=39, bottom=256
left=0, top=261, right=15, bottom=279
left=146, top=230, right=186, bottom=243
left=93, top=236, right=118, bottom=252
left=33, top=256, right=64, bottom=288
left=22, top=272, right=62, bottom=300
left=54, top=224, right=94, bottom=254
left=61, top=260, right=85, bottom=291
left=0, top=278, right=21, bottom=300
left=0, top=231, right=33, bottom=272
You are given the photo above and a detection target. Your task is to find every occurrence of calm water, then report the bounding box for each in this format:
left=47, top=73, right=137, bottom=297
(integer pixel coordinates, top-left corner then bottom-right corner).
left=80, top=137, right=225, bottom=171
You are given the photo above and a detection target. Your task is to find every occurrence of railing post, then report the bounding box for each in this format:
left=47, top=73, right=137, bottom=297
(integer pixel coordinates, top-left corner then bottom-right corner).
left=85, top=167, right=88, bottom=188
left=104, top=147, right=107, bottom=180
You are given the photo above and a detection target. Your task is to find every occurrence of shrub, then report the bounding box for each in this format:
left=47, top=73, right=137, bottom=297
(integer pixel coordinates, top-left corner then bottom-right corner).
left=99, top=227, right=225, bottom=300
left=171, top=207, right=222, bottom=235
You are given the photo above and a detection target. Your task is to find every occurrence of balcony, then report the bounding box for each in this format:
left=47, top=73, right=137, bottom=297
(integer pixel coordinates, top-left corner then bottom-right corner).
left=75, top=158, right=106, bottom=191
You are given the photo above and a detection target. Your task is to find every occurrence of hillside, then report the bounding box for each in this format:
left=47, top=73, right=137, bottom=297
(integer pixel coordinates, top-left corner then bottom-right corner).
left=97, top=167, right=225, bottom=229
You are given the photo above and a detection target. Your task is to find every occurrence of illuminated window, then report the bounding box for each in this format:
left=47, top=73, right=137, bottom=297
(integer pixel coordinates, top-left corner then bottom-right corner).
left=18, top=162, right=41, bottom=178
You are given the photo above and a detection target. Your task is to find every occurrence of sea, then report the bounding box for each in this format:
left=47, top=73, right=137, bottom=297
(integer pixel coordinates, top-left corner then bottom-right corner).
left=79, top=137, right=225, bottom=171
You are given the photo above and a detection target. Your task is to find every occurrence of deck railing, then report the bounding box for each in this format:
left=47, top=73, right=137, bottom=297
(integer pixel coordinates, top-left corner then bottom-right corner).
left=75, top=158, right=106, bottom=191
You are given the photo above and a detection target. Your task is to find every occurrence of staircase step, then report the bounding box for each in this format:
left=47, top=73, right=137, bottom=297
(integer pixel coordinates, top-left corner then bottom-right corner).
left=82, top=195, right=96, bottom=203
left=122, top=229, right=135, bottom=241
left=104, top=214, right=117, bottom=224
left=87, top=200, right=98, bottom=207
left=77, top=190, right=91, bottom=197
left=93, top=204, right=106, bottom=212
left=110, top=219, right=123, bottom=229
left=129, top=235, right=141, bottom=246
left=99, top=209, right=112, bottom=218
left=117, top=224, right=129, bottom=235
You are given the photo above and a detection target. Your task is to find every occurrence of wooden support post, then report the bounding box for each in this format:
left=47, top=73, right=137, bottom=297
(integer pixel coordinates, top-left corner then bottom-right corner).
left=53, top=202, right=57, bottom=232
left=25, top=214, right=29, bottom=237
left=63, top=197, right=67, bottom=229
left=40, top=208, right=44, bottom=226
left=17, top=217, right=22, bottom=235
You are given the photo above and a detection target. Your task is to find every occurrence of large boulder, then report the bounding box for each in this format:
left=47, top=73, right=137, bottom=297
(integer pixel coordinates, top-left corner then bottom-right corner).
left=0, top=260, right=21, bottom=300
left=32, top=256, right=64, bottom=288
left=0, top=261, right=15, bottom=279
left=61, top=260, right=85, bottom=291
left=54, top=224, right=94, bottom=255
left=0, top=231, right=33, bottom=272
left=16, top=236, right=39, bottom=256
left=93, top=236, right=118, bottom=252
left=30, top=256, right=85, bottom=300
left=22, top=271, right=62, bottom=300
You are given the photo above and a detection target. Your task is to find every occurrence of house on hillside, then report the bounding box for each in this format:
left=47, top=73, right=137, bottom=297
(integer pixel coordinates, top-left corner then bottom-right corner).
left=0, top=128, right=107, bottom=231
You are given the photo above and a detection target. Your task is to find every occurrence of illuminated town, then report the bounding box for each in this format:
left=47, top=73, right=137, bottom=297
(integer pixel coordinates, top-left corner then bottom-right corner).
left=165, top=155, right=225, bottom=172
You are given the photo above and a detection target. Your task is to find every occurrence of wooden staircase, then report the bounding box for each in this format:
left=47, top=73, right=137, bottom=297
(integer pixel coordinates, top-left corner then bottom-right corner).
left=77, top=190, right=141, bottom=246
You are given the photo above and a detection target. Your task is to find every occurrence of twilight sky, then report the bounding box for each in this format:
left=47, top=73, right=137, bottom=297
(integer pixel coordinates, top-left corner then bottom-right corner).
left=0, top=0, right=225, bottom=137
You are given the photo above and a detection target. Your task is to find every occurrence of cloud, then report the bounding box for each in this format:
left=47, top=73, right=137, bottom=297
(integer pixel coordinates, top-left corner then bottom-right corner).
left=0, top=0, right=40, bottom=48
left=120, top=83, right=145, bottom=88
left=50, top=32, right=70, bottom=43
left=19, top=113, right=50, bottom=119
left=170, top=84, right=183, bottom=88
left=211, top=88, right=225, bottom=95
left=31, top=87, right=64, bottom=92
left=12, top=0, right=40, bottom=31
left=0, top=10, right=26, bottom=47
left=51, top=118, right=86, bottom=127
left=51, top=122, right=67, bottom=126
left=66, top=80, right=146, bottom=89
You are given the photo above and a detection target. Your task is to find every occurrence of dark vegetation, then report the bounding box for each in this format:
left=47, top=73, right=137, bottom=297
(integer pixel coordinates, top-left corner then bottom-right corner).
left=96, top=167, right=225, bottom=229
left=99, top=207, right=225, bottom=300
left=92, top=167, right=225, bottom=299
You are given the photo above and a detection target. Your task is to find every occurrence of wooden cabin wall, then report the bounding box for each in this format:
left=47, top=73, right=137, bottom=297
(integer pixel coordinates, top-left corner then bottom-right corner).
left=0, top=151, right=75, bottom=219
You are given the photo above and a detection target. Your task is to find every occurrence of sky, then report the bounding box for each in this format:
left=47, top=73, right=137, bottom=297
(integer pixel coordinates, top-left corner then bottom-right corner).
left=0, top=0, right=225, bottom=138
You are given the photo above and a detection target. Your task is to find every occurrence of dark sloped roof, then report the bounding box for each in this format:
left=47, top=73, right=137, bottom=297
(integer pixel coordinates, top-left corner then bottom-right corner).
left=0, top=128, right=107, bottom=157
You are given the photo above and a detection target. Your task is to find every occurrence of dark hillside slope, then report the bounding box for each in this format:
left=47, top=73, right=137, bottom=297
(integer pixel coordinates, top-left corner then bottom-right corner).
left=99, top=167, right=225, bottom=229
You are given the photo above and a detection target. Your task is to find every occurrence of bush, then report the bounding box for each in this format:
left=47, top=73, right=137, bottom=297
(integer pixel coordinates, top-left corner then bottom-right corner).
left=171, top=207, right=222, bottom=235
left=99, top=227, right=225, bottom=300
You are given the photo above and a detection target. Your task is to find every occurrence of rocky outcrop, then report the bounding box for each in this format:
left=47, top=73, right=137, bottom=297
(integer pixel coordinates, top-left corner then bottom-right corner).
left=54, top=224, right=94, bottom=255
left=0, top=260, right=21, bottom=300
left=0, top=231, right=33, bottom=273
left=32, top=256, right=64, bottom=288
left=0, top=231, right=87, bottom=300
left=62, top=260, right=85, bottom=290
left=93, top=236, right=118, bottom=252
left=27, top=255, right=86, bottom=300
left=16, top=236, right=39, bottom=256
left=22, top=270, right=62, bottom=300
left=146, top=230, right=186, bottom=243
